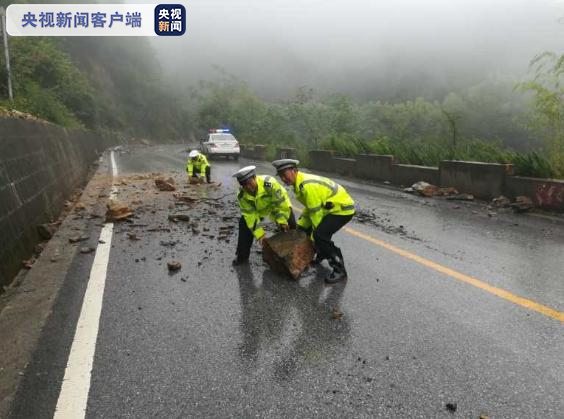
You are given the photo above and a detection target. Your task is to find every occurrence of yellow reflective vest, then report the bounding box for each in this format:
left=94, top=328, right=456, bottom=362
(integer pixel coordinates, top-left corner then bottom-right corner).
left=186, top=154, right=209, bottom=176
left=237, top=175, right=292, bottom=240
left=293, top=171, right=355, bottom=230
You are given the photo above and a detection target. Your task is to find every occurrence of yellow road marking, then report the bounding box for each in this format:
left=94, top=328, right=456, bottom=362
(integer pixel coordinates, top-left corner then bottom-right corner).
left=293, top=207, right=564, bottom=322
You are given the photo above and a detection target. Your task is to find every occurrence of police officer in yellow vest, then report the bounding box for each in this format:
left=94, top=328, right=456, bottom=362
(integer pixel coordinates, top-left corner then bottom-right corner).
left=232, top=165, right=296, bottom=265
left=272, top=159, right=355, bottom=283
left=186, top=150, right=211, bottom=183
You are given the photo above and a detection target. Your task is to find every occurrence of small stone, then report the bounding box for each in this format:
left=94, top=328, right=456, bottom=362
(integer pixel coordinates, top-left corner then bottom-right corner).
left=69, top=234, right=90, bottom=243
left=22, top=259, right=34, bottom=269
left=331, top=309, right=343, bottom=320
left=127, top=232, right=140, bottom=240
left=155, top=177, right=176, bottom=191
left=445, top=403, right=457, bottom=412
left=511, top=196, right=533, bottom=213
left=168, top=214, right=190, bottom=222
left=167, top=261, right=182, bottom=271
left=80, top=246, right=95, bottom=254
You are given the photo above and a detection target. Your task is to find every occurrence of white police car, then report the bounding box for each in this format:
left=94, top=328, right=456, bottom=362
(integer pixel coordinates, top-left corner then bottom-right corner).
left=200, top=129, right=240, bottom=160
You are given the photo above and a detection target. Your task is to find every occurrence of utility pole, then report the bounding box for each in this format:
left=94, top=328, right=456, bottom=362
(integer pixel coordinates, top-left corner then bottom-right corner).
left=0, top=6, right=14, bottom=102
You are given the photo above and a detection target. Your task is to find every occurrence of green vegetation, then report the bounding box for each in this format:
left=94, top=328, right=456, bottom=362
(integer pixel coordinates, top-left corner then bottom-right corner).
left=193, top=76, right=559, bottom=178
left=518, top=52, right=564, bottom=178
left=0, top=0, right=191, bottom=140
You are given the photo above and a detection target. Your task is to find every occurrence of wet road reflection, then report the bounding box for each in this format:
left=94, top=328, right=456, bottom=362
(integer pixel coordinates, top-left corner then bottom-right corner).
left=235, top=264, right=351, bottom=382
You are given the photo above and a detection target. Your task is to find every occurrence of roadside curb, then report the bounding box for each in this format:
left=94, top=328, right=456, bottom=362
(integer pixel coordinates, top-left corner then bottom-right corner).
left=0, top=152, right=112, bottom=418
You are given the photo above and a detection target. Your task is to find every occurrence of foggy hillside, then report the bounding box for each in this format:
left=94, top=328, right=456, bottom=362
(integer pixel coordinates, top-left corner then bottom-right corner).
left=138, top=0, right=564, bottom=100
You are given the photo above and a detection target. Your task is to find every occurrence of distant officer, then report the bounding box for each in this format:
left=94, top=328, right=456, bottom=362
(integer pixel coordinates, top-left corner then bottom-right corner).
left=232, top=165, right=296, bottom=265
left=272, top=159, right=355, bottom=283
left=186, top=150, right=211, bottom=183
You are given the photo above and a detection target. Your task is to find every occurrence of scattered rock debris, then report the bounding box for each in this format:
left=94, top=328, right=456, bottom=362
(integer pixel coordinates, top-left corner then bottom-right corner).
left=446, top=193, right=474, bottom=201
left=404, top=181, right=458, bottom=198
left=173, top=193, right=197, bottom=204
left=491, top=195, right=511, bottom=208
left=80, top=246, right=95, bottom=254
left=189, top=177, right=205, bottom=185
left=167, top=261, right=182, bottom=271
left=356, top=209, right=421, bottom=241
left=69, top=234, right=90, bottom=244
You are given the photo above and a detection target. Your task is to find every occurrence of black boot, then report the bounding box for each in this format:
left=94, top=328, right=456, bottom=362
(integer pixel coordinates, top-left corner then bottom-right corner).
left=325, top=256, right=348, bottom=284
left=232, top=256, right=248, bottom=266
left=312, top=253, right=326, bottom=266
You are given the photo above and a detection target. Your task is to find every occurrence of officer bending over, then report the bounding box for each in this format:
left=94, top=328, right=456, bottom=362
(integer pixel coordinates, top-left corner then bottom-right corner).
left=186, top=150, right=211, bottom=183
left=272, top=159, right=355, bottom=284
left=232, top=165, right=296, bottom=265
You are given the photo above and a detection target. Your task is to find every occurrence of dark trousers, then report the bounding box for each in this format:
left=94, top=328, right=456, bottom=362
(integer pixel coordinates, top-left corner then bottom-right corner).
left=304, top=214, right=353, bottom=264
left=236, top=209, right=297, bottom=260
left=192, top=166, right=211, bottom=183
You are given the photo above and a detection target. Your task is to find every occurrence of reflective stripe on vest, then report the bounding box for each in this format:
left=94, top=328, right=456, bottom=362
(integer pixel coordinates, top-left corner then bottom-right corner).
left=300, top=179, right=338, bottom=197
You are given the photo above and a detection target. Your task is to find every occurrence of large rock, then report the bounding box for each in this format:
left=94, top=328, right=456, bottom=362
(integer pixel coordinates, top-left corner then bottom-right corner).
left=155, top=177, right=176, bottom=191
left=262, top=230, right=314, bottom=279
left=106, top=201, right=133, bottom=221
left=511, top=196, right=533, bottom=213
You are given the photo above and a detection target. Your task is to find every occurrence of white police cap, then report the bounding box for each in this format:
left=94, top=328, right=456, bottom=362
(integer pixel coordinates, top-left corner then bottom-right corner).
left=272, top=159, right=299, bottom=173
left=232, top=165, right=256, bottom=183
left=189, top=149, right=200, bottom=158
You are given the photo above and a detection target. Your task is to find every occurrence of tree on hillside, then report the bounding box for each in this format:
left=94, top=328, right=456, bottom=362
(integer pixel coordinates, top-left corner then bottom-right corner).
left=519, top=52, right=564, bottom=177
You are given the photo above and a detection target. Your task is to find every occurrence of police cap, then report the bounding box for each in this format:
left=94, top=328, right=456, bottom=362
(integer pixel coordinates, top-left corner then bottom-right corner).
left=272, top=159, right=299, bottom=173
left=232, top=165, right=256, bottom=183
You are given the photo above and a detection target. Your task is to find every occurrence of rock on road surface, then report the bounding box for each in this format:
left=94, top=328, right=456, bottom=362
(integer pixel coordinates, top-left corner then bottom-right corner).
left=2, top=144, right=563, bottom=418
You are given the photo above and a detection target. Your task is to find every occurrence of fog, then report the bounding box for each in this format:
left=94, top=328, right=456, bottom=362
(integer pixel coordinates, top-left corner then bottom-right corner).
left=129, top=0, right=564, bottom=100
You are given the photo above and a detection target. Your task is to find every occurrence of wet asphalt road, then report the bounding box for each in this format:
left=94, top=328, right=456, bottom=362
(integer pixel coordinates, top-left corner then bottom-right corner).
left=9, top=145, right=564, bottom=418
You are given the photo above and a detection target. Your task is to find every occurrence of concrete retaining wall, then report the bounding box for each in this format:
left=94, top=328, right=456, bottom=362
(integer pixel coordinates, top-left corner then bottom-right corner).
left=353, top=154, right=394, bottom=181
left=439, top=160, right=513, bottom=200
left=308, top=150, right=336, bottom=172
left=392, top=164, right=440, bottom=187
left=240, top=144, right=267, bottom=160
left=238, top=146, right=564, bottom=212
left=275, top=147, right=297, bottom=160
left=0, top=118, right=112, bottom=288
left=505, top=176, right=564, bottom=211
left=334, top=158, right=357, bottom=177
